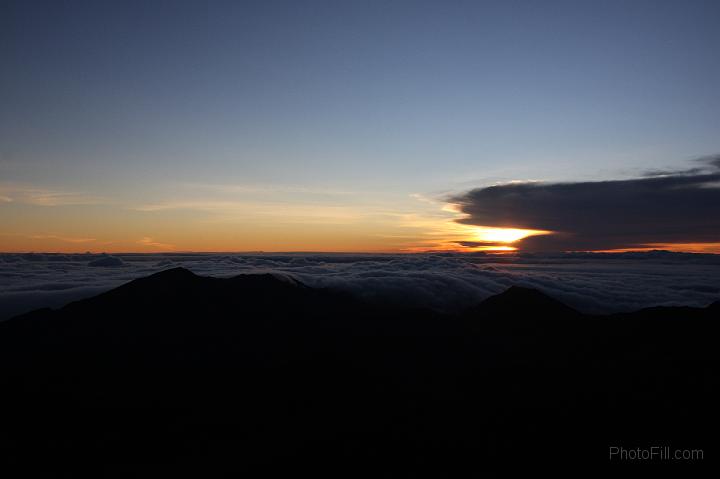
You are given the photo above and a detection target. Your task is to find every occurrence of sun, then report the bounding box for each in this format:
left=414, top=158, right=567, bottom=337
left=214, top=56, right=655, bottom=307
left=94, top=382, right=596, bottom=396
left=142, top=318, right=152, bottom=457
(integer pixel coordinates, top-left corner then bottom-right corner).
left=473, top=227, right=552, bottom=244
left=399, top=199, right=554, bottom=253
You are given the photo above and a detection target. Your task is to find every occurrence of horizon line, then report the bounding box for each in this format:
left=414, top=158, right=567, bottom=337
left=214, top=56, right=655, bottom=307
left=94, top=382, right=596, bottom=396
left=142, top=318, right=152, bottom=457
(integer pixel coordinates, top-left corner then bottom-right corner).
left=2, top=249, right=719, bottom=256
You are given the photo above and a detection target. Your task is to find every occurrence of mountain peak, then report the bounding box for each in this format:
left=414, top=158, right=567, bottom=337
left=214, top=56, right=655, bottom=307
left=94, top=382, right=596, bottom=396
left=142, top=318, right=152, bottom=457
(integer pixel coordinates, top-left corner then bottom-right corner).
left=108, top=267, right=200, bottom=295
left=475, top=285, right=578, bottom=317
left=149, top=267, right=197, bottom=280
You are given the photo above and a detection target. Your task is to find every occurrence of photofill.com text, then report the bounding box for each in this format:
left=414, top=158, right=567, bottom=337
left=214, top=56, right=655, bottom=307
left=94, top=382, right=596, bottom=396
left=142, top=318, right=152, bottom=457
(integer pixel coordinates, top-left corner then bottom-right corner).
left=609, top=445, right=703, bottom=461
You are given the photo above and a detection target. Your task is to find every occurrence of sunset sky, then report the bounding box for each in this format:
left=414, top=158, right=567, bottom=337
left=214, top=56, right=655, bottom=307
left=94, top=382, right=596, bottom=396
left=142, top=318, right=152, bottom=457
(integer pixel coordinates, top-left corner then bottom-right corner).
left=2, top=0, right=719, bottom=253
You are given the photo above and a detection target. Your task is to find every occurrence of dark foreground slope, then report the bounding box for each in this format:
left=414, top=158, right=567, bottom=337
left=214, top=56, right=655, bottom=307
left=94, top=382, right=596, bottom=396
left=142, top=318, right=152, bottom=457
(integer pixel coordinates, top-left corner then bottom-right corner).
left=0, top=268, right=718, bottom=477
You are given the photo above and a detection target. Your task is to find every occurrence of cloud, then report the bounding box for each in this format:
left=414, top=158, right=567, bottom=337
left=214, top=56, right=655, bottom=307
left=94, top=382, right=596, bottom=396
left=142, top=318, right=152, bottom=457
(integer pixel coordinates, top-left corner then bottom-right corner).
left=449, top=156, right=720, bottom=251
left=29, top=235, right=96, bottom=244
left=133, top=200, right=246, bottom=212
left=457, top=241, right=508, bottom=248
left=2, top=251, right=719, bottom=320
left=87, top=254, right=125, bottom=267
left=178, top=182, right=355, bottom=197
left=0, top=184, right=101, bottom=206
left=137, top=237, right=176, bottom=250
left=133, top=199, right=370, bottom=225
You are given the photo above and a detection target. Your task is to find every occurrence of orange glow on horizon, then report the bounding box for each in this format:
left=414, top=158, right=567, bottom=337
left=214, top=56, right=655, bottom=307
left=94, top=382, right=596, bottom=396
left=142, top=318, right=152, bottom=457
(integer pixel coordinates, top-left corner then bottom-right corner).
left=471, top=226, right=552, bottom=244
left=2, top=193, right=719, bottom=254
left=591, top=243, right=720, bottom=254
left=399, top=217, right=554, bottom=253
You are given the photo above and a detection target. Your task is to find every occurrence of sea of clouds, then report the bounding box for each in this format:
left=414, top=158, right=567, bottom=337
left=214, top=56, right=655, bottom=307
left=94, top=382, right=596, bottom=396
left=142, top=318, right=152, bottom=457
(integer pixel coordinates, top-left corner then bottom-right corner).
left=1, top=251, right=719, bottom=320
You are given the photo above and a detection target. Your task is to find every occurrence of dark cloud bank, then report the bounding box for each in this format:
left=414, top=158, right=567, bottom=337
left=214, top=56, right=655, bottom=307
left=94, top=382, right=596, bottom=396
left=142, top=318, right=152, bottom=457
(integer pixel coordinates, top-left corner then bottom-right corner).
left=451, top=156, right=720, bottom=251
left=2, top=251, right=719, bottom=320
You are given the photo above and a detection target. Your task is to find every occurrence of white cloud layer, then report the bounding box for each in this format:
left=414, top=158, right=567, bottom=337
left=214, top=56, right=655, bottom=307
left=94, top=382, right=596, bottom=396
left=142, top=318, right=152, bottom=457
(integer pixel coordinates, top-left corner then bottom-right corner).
left=1, top=252, right=719, bottom=320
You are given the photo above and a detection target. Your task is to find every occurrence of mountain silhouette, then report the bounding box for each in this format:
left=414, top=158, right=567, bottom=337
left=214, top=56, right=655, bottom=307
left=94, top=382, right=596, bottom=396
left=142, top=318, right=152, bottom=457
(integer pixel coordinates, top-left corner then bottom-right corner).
left=474, top=285, right=579, bottom=317
left=0, top=269, right=718, bottom=477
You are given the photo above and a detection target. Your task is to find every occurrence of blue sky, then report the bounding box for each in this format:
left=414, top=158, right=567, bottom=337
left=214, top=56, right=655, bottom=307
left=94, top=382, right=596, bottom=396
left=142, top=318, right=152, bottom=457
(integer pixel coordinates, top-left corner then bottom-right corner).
left=1, top=0, right=719, bottom=252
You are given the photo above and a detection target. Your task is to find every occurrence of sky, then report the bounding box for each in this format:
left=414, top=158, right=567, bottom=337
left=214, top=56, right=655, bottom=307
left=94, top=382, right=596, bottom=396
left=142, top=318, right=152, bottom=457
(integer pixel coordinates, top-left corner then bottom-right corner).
left=2, top=0, right=719, bottom=253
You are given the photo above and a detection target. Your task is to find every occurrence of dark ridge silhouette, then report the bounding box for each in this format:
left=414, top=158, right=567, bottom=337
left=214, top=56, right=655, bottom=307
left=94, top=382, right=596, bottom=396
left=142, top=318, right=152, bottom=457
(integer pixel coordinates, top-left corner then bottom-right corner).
left=473, top=285, right=579, bottom=317
left=0, top=270, right=718, bottom=477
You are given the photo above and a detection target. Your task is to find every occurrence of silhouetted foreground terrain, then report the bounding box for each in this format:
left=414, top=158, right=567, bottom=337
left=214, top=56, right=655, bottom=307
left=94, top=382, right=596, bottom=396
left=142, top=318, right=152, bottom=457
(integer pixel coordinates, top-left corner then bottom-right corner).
left=1, top=268, right=717, bottom=477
